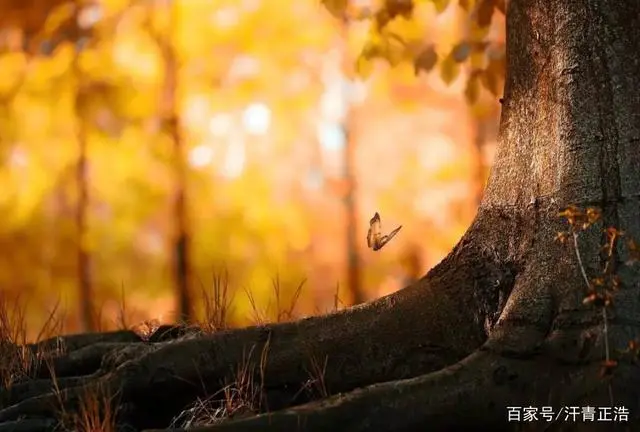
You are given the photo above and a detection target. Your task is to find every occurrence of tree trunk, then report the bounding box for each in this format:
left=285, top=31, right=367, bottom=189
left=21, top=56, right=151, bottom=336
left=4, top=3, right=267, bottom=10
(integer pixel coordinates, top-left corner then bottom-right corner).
left=1, top=0, right=639, bottom=430
left=72, top=49, right=94, bottom=333
left=157, top=1, right=193, bottom=324
left=340, top=17, right=365, bottom=305
left=343, top=116, right=363, bottom=305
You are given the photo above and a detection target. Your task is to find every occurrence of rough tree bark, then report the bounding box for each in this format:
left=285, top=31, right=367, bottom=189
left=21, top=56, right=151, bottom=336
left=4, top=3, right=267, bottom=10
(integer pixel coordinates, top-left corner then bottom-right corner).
left=1, top=0, right=639, bottom=430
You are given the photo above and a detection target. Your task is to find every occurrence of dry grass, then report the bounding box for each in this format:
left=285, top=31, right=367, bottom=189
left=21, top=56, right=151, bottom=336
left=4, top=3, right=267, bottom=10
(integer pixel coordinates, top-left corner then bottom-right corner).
left=243, top=286, right=266, bottom=325
left=168, top=274, right=334, bottom=429
left=296, top=353, right=329, bottom=400
left=0, top=295, right=64, bottom=388
left=0, top=296, right=121, bottom=431
left=270, top=275, right=305, bottom=323
left=74, top=384, right=121, bottom=432
left=171, top=336, right=271, bottom=428
left=198, top=268, right=235, bottom=334
left=51, top=360, right=121, bottom=432
left=116, top=283, right=130, bottom=330
left=245, top=275, right=305, bottom=325
left=333, top=282, right=345, bottom=312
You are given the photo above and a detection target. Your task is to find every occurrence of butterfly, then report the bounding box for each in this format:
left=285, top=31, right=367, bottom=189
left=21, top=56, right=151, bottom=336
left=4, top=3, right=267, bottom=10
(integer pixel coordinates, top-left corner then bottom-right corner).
left=367, top=212, right=402, bottom=251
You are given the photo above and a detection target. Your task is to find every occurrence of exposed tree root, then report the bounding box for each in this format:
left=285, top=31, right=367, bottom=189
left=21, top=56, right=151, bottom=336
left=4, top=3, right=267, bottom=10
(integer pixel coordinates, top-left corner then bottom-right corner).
left=145, top=348, right=601, bottom=432
left=0, top=235, right=505, bottom=429
left=1, top=376, right=87, bottom=409
left=27, top=330, right=142, bottom=355
left=152, top=332, right=640, bottom=432
left=0, top=326, right=198, bottom=408
left=0, top=418, right=56, bottom=432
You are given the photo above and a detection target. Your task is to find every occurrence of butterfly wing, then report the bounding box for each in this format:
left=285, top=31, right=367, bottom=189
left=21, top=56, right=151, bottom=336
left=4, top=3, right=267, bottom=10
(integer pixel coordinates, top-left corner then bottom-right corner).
left=370, top=212, right=381, bottom=227
left=375, top=225, right=402, bottom=251
left=387, top=225, right=402, bottom=240
left=367, top=212, right=382, bottom=249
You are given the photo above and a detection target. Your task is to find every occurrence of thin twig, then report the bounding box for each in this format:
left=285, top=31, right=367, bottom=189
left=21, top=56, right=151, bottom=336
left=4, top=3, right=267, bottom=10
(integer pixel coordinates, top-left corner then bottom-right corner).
left=572, top=227, right=614, bottom=406
left=572, top=231, right=591, bottom=291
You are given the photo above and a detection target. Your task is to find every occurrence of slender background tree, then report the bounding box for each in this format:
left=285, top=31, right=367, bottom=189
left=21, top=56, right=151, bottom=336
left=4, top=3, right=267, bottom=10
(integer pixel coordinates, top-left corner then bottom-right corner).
left=144, top=0, right=193, bottom=324
left=72, top=28, right=94, bottom=333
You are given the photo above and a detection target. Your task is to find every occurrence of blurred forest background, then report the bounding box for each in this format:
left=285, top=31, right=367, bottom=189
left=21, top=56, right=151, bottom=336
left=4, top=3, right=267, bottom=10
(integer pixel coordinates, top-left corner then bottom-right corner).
left=0, top=0, right=504, bottom=340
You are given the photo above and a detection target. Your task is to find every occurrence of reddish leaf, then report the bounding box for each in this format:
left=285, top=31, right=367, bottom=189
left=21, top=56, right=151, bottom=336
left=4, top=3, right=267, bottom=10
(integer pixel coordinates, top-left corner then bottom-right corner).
left=374, top=9, right=391, bottom=29
left=628, top=238, right=640, bottom=264
left=476, top=0, right=495, bottom=28
left=585, top=207, right=602, bottom=224
left=599, top=359, right=618, bottom=377
left=555, top=231, right=569, bottom=244
left=386, top=0, right=414, bottom=19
